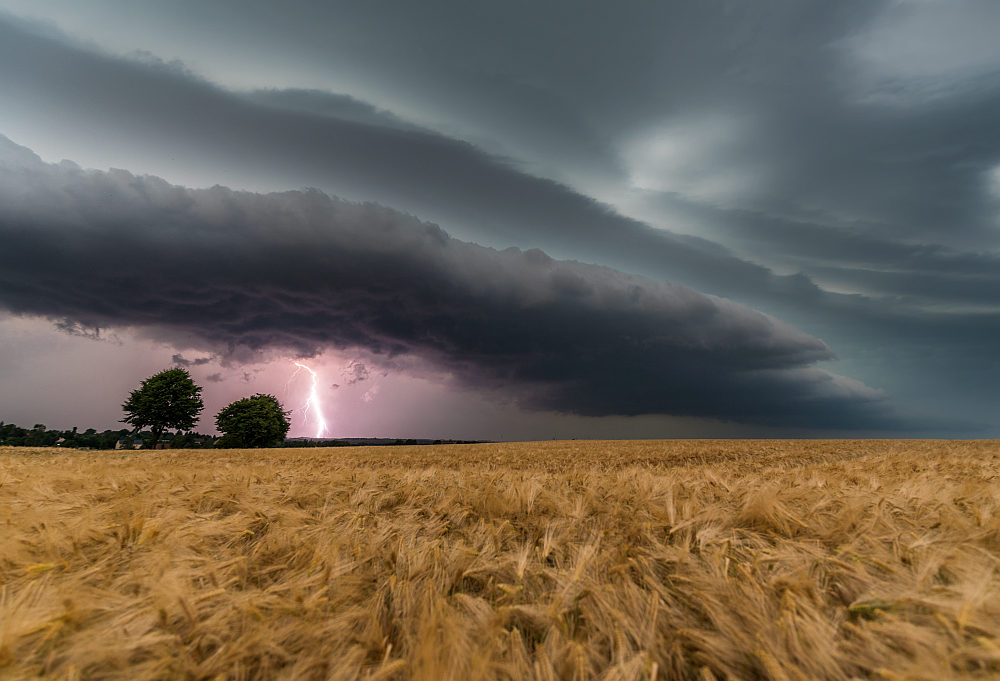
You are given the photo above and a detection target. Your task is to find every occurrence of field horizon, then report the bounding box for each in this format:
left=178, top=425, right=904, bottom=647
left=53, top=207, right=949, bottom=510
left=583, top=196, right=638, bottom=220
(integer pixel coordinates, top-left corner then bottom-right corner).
left=2, top=439, right=999, bottom=680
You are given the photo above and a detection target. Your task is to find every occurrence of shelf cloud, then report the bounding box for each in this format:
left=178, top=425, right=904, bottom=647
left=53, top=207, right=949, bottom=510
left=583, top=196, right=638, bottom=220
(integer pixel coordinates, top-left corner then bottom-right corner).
left=0, top=137, right=892, bottom=427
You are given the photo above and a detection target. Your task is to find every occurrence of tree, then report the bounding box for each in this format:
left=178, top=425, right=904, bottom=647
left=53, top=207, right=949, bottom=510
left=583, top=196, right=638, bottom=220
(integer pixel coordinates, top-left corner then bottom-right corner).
left=215, top=393, right=291, bottom=448
left=121, top=368, right=204, bottom=449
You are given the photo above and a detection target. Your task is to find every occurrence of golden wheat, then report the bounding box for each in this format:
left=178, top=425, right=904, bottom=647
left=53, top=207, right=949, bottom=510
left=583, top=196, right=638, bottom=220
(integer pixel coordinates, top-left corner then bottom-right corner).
left=1, top=440, right=999, bottom=680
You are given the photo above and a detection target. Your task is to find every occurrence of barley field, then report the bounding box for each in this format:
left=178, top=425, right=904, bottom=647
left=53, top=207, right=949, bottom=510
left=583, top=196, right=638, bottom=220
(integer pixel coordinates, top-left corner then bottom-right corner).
left=1, top=440, right=999, bottom=681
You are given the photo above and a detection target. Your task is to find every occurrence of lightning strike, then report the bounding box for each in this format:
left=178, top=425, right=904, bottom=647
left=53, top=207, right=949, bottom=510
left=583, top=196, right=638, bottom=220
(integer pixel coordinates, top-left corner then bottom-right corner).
left=288, top=362, right=330, bottom=438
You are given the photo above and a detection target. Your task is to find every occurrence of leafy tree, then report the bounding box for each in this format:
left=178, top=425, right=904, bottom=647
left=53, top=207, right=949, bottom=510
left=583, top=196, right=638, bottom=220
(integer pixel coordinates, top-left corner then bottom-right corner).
left=121, top=368, right=204, bottom=449
left=0, top=421, right=27, bottom=446
left=215, top=394, right=291, bottom=448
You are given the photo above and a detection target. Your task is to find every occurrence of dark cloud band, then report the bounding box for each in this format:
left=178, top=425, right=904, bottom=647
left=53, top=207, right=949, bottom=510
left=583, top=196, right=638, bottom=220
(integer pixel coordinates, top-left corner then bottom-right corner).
left=0, top=138, right=894, bottom=427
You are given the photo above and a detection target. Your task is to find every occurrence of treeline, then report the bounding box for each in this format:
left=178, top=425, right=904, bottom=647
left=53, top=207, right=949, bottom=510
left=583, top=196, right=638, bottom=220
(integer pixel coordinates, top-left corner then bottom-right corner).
left=0, top=423, right=483, bottom=450
left=0, top=422, right=218, bottom=450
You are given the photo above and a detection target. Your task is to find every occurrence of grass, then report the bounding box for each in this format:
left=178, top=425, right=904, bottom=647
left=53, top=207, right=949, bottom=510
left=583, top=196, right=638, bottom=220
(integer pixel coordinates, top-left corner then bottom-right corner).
left=1, top=439, right=999, bottom=680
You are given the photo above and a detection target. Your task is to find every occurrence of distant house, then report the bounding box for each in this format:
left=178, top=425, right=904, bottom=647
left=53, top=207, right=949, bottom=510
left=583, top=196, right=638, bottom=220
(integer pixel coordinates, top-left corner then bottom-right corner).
left=154, top=443, right=170, bottom=449
left=115, top=439, right=143, bottom=450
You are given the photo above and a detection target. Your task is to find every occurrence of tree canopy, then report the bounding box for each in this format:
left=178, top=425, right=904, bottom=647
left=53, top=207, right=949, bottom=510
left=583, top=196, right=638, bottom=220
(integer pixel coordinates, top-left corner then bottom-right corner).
left=215, top=393, right=291, bottom=448
left=121, top=368, right=204, bottom=448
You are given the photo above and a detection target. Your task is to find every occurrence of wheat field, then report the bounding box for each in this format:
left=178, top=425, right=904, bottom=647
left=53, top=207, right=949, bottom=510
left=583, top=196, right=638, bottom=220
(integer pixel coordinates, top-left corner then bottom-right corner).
left=1, top=440, right=999, bottom=680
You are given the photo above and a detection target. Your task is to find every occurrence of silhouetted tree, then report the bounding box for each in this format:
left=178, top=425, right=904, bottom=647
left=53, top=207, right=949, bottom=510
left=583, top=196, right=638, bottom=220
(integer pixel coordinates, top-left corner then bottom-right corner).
left=215, top=394, right=291, bottom=448
left=121, top=368, right=204, bottom=449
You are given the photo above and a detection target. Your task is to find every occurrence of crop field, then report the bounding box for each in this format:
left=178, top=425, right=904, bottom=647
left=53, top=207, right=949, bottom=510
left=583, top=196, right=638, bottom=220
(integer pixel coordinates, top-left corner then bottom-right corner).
left=2, top=440, right=1000, bottom=681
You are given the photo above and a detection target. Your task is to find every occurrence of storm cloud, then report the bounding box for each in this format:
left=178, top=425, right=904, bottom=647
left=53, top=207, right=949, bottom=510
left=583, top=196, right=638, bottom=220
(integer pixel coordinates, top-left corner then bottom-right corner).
left=171, top=353, right=210, bottom=367
left=0, top=138, right=890, bottom=427
left=0, top=13, right=822, bottom=303
left=1, top=3, right=999, bottom=433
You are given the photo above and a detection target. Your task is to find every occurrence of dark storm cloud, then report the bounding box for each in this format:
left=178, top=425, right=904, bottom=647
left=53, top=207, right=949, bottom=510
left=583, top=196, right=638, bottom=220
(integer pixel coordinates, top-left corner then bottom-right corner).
left=0, top=14, right=812, bottom=303
left=1, top=4, right=997, bottom=431
left=0, top=139, right=893, bottom=428
left=68, top=0, right=999, bottom=246
left=242, top=89, right=416, bottom=131
left=3, top=8, right=997, bottom=317
left=52, top=319, right=119, bottom=343
left=342, top=362, right=370, bottom=386
left=666, top=200, right=1000, bottom=308
left=171, top=353, right=211, bottom=367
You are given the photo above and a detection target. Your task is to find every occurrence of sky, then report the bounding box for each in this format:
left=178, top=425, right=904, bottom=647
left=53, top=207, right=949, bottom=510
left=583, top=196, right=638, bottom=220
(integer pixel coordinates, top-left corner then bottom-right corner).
left=0, top=0, right=999, bottom=439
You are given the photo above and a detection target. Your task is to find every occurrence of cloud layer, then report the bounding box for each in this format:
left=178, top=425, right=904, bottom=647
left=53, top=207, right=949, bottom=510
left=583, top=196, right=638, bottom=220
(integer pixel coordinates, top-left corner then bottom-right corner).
left=1, top=5, right=998, bottom=432
left=0, top=14, right=822, bottom=303
left=0, top=138, right=891, bottom=427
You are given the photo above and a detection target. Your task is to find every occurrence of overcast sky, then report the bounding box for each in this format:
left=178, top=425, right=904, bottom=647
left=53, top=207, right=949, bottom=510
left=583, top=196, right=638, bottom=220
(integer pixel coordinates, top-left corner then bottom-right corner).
left=1, top=1, right=998, bottom=439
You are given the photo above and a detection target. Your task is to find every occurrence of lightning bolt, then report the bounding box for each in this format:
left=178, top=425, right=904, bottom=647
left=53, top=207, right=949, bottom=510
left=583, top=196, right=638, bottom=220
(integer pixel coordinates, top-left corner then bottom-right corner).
left=288, top=362, right=330, bottom=438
